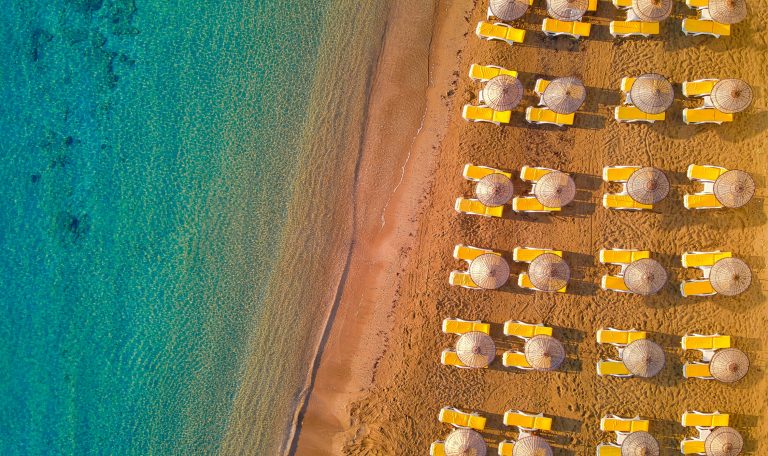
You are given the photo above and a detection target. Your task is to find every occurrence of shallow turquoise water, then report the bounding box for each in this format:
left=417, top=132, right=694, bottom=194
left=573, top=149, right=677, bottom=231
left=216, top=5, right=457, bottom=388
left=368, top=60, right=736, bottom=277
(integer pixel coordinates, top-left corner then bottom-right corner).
left=0, top=0, right=332, bottom=453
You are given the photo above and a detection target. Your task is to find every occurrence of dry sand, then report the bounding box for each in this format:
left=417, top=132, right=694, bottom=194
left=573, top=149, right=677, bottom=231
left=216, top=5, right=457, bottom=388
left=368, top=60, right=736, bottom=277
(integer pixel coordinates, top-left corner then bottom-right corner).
left=294, top=0, right=768, bottom=454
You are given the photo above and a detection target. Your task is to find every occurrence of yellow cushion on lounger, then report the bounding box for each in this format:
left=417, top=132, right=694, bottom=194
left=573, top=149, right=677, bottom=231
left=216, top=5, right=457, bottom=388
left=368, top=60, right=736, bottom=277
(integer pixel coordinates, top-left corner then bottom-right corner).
left=520, top=166, right=554, bottom=182
left=504, top=321, right=553, bottom=338
left=682, top=251, right=732, bottom=268
left=513, top=247, right=562, bottom=263
left=682, top=19, right=731, bottom=37
left=610, top=21, right=659, bottom=36
left=456, top=198, right=505, bottom=217
left=681, top=280, right=716, bottom=297
left=683, top=108, right=733, bottom=124
left=512, top=197, right=561, bottom=212
left=542, top=18, right=592, bottom=37
left=439, top=407, right=487, bottom=431
left=682, top=411, right=729, bottom=428
left=599, top=249, right=649, bottom=264
left=682, top=80, right=717, bottom=97
left=620, top=77, right=636, bottom=93
left=615, top=106, right=666, bottom=123
left=688, top=164, right=727, bottom=181
left=534, top=79, right=550, bottom=95
left=597, top=360, right=631, bottom=376
left=597, top=445, right=622, bottom=456
left=463, top=105, right=512, bottom=124
left=686, top=0, right=709, bottom=7
left=597, top=329, right=646, bottom=345
left=477, top=21, right=526, bottom=43
left=449, top=271, right=479, bottom=289
left=441, top=349, right=466, bottom=367
left=682, top=335, right=731, bottom=350
left=503, top=412, right=552, bottom=430
left=443, top=319, right=491, bottom=335
left=520, top=273, right=567, bottom=293
left=602, top=275, right=630, bottom=292
left=684, top=193, right=722, bottom=209
left=613, top=0, right=632, bottom=6
left=604, top=193, right=653, bottom=210
left=498, top=441, right=515, bottom=456
left=526, top=107, right=575, bottom=125
left=454, top=244, right=495, bottom=262
left=502, top=351, right=531, bottom=368
left=468, top=64, right=518, bottom=82
left=603, top=166, right=639, bottom=182
left=463, top=164, right=513, bottom=181
left=684, top=362, right=712, bottom=378
left=430, top=441, right=446, bottom=456
left=601, top=417, right=649, bottom=433
left=681, top=440, right=706, bottom=455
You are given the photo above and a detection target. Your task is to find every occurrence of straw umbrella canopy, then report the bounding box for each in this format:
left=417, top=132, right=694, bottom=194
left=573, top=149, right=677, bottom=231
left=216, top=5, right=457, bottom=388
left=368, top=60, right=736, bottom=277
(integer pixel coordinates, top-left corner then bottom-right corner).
left=711, top=79, right=753, bottom=113
left=624, top=259, right=667, bottom=295
left=469, top=254, right=510, bottom=290
left=490, top=0, right=530, bottom=21
left=631, top=0, right=673, bottom=21
left=710, top=348, right=749, bottom=383
left=714, top=170, right=755, bottom=208
left=542, top=77, right=587, bottom=114
left=455, top=331, right=496, bottom=368
left=475, top=173, right=515, bottom=206
left=627, top=167, right=670, bottom=204
left=483, top=75, right=524, bottom=111
left=629, top=73, right=674, bottom=114
left=534, top=171, right=576, bottom=208
left=710, top=258, right=751, bottom=296
left=445, top=429, right=487, bottom=456
left=707, top=0, right=747, bottom=24
left=513, top=436, right=553, bottom=456
left=524, top=335, right=565, bottom=371
left=622, top=339, right=666, bottom=378
left=621, top=432, right=660, bottom=456
left=528, top=254, right=571, bottom=292
left=705, top=426, right=744, bottom=456
left=547, top=0, right=588, bottom=21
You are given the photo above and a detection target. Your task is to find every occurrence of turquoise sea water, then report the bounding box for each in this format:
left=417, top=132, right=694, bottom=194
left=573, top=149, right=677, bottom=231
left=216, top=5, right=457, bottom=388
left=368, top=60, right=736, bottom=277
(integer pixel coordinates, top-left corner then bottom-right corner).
left=0, top=0, right=346, bottom=453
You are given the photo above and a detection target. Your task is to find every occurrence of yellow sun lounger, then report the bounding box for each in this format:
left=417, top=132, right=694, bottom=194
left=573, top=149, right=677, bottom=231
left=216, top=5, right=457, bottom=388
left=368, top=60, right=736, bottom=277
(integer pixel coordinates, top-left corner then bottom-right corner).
left=620, top=77, right=636, bottom=94
left=503, top=411, right=552, bottom=431
left=463, top=164, right=513, bottom=181
left=685, top=0, right=709, bottom=8
left=687, top=164, right=727, bottom=182
left=681, top=251, right=732, bottom=268
left=597, top=443, right=622, bottom=456
left=526, top=107, right=575, bottom=126
left=683, top=362, right=713, bottom=379
left=600, top=415, right=650, bottom=433
left=534, top=79, right=550, bottom=96
left=502, top=351, right=532, bottom=369
left=498, top=441, right=515, bottom=456
left=683, top=108, right=733, bottom=125
left=681, top=439, right=706, bottom=455
left=504, top=321, right=553, bottom=339
left=602, top=166, right=640, bottom=182
left=462, top=104, right=512, bottom=125
left=601, top=275, right=631, bottom=293
left=439, top=406, right=487, bottom=431
left=612, top=0, right=632, bottom=7
left=455, top=197, right=505, bottom=217
left=599, top=248, right=650, bottom=265
left=476, top=21, right=527, bottom=45
left=520, top=166, right=555, bottom=182
left=442, top=318, right=491, bottom=335
left=512, top=196, right=561, bottom=213
left=441, top=349, right=470, bottom=368
left=682, top=411, right=729, bottom=428
left=513, top=247, right=563, bottom=263
left=680, top=280, right=716, bottom=297
left=468, top=64, right=519, bottom=83
left=597, top=359, right=632, bottom=377
left=588, top=0, right=598, bottom=11
left=519, top=273, right=567, bottom=293
left=542, top=18, right=592, bottom=38
left=610, top=21, right=659, bottom=37
left=682, top=79, right=718, bottom=97
left=603, top=193, right=653, bottom=210
left=681, top=334, right=731, bottom=351
left=449, top=271, right=480, bottom=289
left=454, top=244, right=496, bottom=262
left=684, top=193, right=722, bottom=210
left=597, top=328, right=646, bottom=345
left=682, top=19, right=731, bottom=37
left=430, top=441, right=447, bottom=456
left=614, top=106, right=665, bottom=123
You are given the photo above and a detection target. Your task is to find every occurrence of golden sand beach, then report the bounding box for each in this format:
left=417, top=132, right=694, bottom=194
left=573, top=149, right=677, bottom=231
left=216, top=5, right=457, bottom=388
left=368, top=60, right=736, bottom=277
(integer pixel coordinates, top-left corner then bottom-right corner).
left=293, top=0, right=768, bottom=454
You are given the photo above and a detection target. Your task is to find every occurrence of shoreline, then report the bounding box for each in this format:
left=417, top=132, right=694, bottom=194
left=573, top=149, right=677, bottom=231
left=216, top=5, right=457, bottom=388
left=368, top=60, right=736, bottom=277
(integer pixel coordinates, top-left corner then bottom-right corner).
left=290, top=0, right=473, bottom=453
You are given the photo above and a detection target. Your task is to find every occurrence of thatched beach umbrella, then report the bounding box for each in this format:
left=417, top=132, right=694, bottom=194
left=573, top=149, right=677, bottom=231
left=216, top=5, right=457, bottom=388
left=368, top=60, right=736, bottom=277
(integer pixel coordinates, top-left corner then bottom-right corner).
left=621, top=432, right=660, bottom=456
left=711, top=79, right=753, bottom=113
left=705, top=426, right=744, bottom=456
left=524, top=335, right=565, bottom=371
left=622, top=339, right=666, bottom=378
left=624, top=259, right=667, bottom=295
left=469, top=254, right=510, bottom=290
left=709, top=348, right=749, bottom=383
left=528, top=254, right=571, bottom=292
left=475, top=173, right=515, bottom=206
left=632, top=0, right=673, bottom=21
left=490, top=0, right=530, bottom=21
left=629, top=73, right=674, bottom=115
left=710, top=258, right=751, bottom=296
left=445, top=429, right=487, bottom=456
left=547, top=0, right=588, bottom=21
left=627, top=167, right=670, bottom=205
left=513, top=436, right=553, bottom=456
left=707, top=0, right=747, bottom=25
left=542, top=77, right=587, bottom=114
left=534, top=172, right=576, bottom=208
left=456, top=331, right=496, bottom=368
left=714, top=170, right=755, bottom=208
left=483, top=75, right=524, bottom=111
